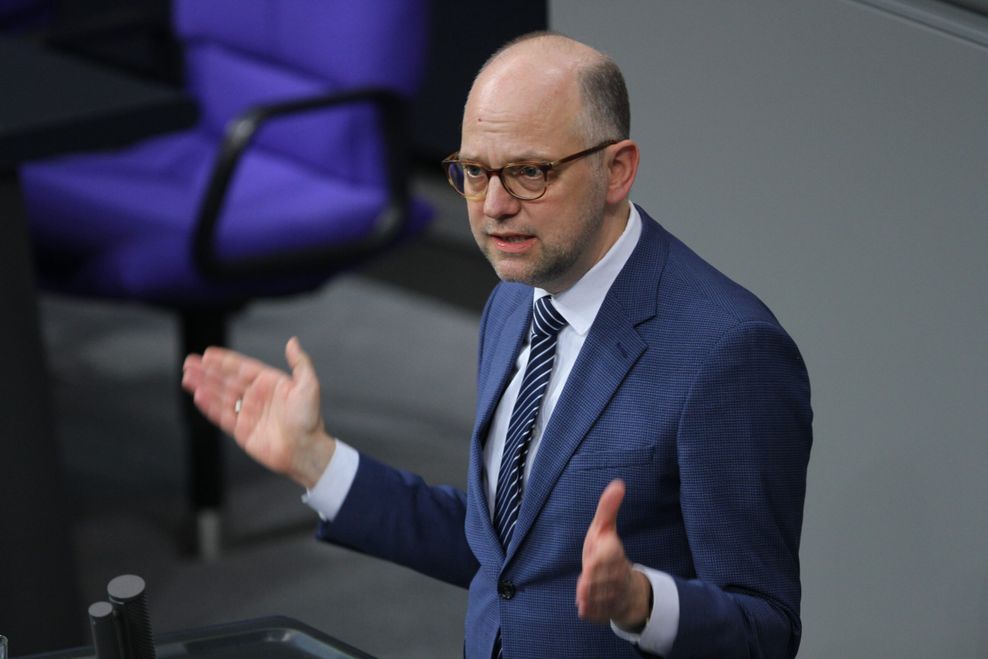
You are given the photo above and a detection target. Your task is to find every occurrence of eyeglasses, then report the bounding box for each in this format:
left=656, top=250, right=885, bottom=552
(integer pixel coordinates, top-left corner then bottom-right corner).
left=441, top=140, right=618, bottom=201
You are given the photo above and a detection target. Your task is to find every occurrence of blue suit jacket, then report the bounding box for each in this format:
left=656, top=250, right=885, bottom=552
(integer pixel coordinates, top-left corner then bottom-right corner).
left=318, top=207, right=812, bottom=658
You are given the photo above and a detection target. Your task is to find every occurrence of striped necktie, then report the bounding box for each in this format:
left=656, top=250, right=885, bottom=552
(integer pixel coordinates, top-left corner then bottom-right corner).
left=493, top=295, right=568, bottom=549
left=492, top=296, right=567, bottom=659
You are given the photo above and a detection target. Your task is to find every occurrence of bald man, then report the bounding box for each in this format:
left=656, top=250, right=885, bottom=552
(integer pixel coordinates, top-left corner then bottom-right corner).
left=184, top=32, right=812, bottom=658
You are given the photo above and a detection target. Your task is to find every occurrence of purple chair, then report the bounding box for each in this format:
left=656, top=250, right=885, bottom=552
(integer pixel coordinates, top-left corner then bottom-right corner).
left=20, top=0, right=433, bottom=557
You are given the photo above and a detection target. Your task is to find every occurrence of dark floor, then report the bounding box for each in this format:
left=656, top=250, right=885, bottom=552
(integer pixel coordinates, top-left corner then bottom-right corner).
left=11, top=172, right=499, bottom=658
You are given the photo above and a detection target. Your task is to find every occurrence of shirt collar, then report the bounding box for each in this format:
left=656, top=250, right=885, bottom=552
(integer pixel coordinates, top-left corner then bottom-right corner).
left=534, top=203, right=642, bottom=336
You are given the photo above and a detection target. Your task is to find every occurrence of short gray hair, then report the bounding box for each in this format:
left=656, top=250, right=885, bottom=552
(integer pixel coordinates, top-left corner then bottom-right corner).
left=577, top=54, right=631, bottom=143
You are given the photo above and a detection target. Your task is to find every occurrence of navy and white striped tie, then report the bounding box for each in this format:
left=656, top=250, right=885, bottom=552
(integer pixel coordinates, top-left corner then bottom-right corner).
left=493, top=295, right=568, bottom=549
left=492, top=296, right=567, bottom=659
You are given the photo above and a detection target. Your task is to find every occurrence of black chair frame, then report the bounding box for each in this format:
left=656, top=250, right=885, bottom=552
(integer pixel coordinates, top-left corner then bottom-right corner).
left=177, top=87, right=415, bottom=557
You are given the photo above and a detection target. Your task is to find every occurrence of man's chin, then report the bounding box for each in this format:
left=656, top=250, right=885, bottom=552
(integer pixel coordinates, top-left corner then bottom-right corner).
left=493, top=264, right=558, bottom=290
left=486, top=250, right=564, bottom=289
left=492, top=267, right=531, bottom=286
left=484, top=250, right=523, bottom=281
left=489, top=258, right=534, bottom=286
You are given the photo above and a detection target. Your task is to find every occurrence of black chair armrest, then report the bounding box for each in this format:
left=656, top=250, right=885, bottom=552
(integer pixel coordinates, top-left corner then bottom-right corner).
left=192, top=87, right=413, bottom=280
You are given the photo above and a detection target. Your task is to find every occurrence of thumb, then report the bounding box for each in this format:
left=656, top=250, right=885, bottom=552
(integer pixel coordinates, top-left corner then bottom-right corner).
left=286, top=337, right=316, bottom=386
left=589, top=479, right=625, bottom=534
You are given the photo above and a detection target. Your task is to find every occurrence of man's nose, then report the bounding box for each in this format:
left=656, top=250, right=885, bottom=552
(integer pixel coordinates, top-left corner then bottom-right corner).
left=483, top=174, right=520, bottom=219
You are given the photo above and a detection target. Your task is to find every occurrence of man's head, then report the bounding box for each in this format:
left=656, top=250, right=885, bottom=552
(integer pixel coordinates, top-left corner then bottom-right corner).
left=457, top=33, right=640, bottom=294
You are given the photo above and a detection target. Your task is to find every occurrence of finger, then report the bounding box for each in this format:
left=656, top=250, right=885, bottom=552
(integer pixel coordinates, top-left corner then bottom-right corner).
left=181, top=357, right=203, bottom=393
left=575, top=572, right=589, bottom=618
left=183, top=357, right=222, bottom=412
left=198, top=347, right=280, bottom=410
left=589, top=479, right=625, bottom=534
left=286, top=337, right=318, bottom=393
left=183, top=353, right=202, bottom=372
left=189, top=386, right=227, bottom=432
left=200, top=346, right=270, bottom=385
left=188, top=364, right=243, bottom=412
left=188, top=362, right=254, bottom=427
left=579, top=529, right=627, bottom=619
left=185, top=350, right=270, bottom=440
left=575, top=569, right=603, bottom=619
left=576, top=573, right=614, bottom=623
left=191, top=375, right=238, bottom=426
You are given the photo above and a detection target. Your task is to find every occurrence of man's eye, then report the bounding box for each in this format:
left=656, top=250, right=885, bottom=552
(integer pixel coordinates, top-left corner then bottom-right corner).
left=509, top=164, right=543, bottom=179
left=463, top=164, right=485, bottom=179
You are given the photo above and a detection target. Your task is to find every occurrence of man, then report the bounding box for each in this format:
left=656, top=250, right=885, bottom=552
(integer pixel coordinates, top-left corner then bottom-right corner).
left=183, top=33, right=812, bottom=658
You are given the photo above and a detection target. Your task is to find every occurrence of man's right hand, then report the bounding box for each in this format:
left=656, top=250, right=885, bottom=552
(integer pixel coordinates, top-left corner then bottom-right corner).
left=181, top=337, right=335, bottom=489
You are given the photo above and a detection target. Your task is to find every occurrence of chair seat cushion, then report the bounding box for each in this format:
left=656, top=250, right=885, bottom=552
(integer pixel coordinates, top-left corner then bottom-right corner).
left=21, top=129, right=432, bottom=305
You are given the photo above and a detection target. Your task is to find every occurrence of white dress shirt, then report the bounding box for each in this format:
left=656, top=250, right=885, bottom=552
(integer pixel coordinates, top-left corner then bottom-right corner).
left=305, top=204, right=678, bottom=655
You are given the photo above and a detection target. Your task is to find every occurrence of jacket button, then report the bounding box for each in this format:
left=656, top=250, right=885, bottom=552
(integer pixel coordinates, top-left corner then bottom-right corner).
left=498, top=580, right=516, bottom=599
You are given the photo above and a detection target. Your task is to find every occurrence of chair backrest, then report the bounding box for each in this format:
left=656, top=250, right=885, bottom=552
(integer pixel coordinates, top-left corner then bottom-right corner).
left=173, top=0, right=429, bottom=184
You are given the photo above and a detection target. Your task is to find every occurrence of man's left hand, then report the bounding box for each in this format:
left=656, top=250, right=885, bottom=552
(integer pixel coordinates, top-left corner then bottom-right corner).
left=576, top=479, right=652, bottom=630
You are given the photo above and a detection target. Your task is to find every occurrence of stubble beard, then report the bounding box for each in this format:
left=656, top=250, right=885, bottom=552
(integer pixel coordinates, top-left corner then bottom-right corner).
left=484, top=187, right=608, bottom=290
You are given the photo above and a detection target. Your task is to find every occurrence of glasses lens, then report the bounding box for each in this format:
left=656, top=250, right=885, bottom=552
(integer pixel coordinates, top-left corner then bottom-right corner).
left=503, top=164, right=546, bottom=200
left=461, top=163, right=491, bottom=198
left=446, top=162, right=489, bottom=198
left=445, top=162, right=466, bottom=195
left=443, top=160, right=547, bottom=200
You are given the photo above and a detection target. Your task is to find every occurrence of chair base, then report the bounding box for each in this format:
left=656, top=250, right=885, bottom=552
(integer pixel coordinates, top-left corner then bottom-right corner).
left=196, top=507, right=222, bottom=561
left=179, top=308, right=231, bottom=559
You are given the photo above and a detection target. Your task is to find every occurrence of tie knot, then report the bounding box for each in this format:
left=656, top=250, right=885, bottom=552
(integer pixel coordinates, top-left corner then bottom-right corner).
left=532, top=296, right=567, bottom=338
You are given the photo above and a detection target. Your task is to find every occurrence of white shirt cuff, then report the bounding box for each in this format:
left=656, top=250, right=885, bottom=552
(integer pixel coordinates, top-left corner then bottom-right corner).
left=300, top=440, right=359, bottom=522
left=610, top=564, right=679, bottom=656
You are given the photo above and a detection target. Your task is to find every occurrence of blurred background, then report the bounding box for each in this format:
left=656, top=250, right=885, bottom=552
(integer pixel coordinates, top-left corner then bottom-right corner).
left=1, top=1, right=986, bottom=657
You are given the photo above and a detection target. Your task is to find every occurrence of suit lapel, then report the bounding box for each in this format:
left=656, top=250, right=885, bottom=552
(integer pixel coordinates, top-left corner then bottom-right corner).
left=505, top=209, right=668, bottom=563
left=466, top=291, right=531, bottom=563
left=505, top=304, right=646, bottom=561
left=475, top=298, right=531, bottom=449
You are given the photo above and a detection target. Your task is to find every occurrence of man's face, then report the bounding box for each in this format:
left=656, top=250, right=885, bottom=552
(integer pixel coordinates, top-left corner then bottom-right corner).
left=459, top=57, right=616, bottom=294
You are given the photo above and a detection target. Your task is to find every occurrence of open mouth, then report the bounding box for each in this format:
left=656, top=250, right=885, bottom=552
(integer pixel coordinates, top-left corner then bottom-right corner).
left=491, top=233, right=536, bottom=253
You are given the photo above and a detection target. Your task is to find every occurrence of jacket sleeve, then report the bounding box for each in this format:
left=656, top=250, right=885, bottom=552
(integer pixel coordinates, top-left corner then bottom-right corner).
left=315, top=451, right=479, bottom=588
left=313, top=285, right=513, bottom=590
left=668, top=320, right=813, bottom=659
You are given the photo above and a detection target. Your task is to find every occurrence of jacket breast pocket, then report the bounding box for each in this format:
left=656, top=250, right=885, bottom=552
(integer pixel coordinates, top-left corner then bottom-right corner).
left=567, top=445, right=655, bottom=471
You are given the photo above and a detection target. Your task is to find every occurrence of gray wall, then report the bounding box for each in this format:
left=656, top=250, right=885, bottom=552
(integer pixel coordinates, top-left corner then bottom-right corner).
left=550, top=1, right=988, bottom=656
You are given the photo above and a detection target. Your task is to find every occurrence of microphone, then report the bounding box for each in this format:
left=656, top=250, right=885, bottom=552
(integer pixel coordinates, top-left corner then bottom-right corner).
left=88, top=601, right=123, bottom=659
left=107, top=575, right=156, bottom=659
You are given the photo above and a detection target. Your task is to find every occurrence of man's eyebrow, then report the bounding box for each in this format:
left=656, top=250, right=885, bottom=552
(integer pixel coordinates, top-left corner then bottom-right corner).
left=457, top=151, right=552, bottom=164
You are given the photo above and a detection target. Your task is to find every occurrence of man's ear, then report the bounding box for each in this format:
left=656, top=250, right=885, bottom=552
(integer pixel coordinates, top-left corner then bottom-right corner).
left=605, top=139, right=640, bottom=205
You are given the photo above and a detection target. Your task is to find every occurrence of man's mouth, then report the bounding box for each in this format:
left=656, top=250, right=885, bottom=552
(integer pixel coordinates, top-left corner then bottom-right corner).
left=490, top=232, right=536, bottom=253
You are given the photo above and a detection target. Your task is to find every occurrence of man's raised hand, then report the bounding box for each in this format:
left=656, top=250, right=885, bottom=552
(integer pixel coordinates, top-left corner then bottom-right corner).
left=576, top=479, right=652, bottom=630
left=181, top=337, right=335, bottom=489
